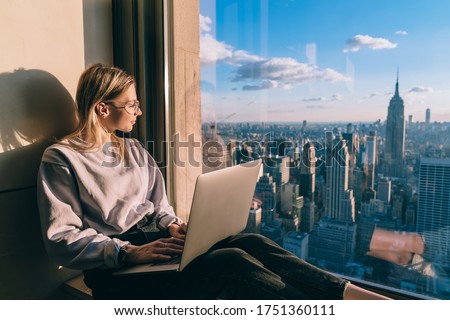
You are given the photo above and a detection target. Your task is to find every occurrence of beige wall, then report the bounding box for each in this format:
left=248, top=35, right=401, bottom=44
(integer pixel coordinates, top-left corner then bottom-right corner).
left=171, top=0, right=202, bottom=222
left=0, top=0, right=85, bottom=298
left=0, top=0, right=85, bottom=97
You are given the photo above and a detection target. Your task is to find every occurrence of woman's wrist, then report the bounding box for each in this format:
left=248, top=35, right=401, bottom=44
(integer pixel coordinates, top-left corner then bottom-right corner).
left=118, top=244, right=130, bottom=264
left=168, top=222, right=178, bottom=236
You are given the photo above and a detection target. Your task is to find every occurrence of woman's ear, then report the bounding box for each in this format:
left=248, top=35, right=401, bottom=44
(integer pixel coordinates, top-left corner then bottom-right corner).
left=96, top=102, right=110, bottom=118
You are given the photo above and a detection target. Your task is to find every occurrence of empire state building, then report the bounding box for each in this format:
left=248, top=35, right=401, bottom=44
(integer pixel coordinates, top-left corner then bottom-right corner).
left=384, top=74, right=405, bottom=178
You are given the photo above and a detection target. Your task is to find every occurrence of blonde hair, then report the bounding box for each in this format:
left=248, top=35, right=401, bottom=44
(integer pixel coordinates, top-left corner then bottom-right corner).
left=62, top=63, right=135, bottom=155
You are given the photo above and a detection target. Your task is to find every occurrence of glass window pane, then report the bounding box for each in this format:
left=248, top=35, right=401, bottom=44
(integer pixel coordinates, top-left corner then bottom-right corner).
left=200, top=0, right=450, bottom=299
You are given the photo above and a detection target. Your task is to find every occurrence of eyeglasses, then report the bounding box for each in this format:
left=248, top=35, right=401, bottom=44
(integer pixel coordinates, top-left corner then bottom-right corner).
left=104, top=100, right=141, bottom=115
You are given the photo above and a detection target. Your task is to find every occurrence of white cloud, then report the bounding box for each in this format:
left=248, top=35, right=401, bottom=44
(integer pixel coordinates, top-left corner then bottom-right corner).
left=317, top=68, right=351, bottom=82
left=233, top=57, right=350, bottom=86
left=200, top=15, right=212, bottom=33
left=243, top=80, right=279, bottom=91
left=343, top=34, right=397, bottom=52
left=200, top=14, right=233, bottom=65
left=200, top=33, right=233, bottom=65
left=230, top=50, right=265, bottom=65
left=408, top=86, right=433, bottom=93
left=302, top=97, right=326, bottom=102
left=395, top=30, right=408, bottom=36
left=200, top=14, right=350, bottom=90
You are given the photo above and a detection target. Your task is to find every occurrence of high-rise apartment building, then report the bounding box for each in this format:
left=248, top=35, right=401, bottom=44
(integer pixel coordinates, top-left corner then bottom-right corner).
left=308, top=218, right=357, bottom=273
left=264, top=155, right=290, bottom=212
left=283, top=232, right=309, bottom=260
left=244, top=199, right=262, bottom=234
left=302, top=120, right=307, bottom=135
left=384, top=74, right=406, bottom=178
left=342, top=132, right=359, bottom=207
left=325, top=137, right=355, bottom=222
left=281, top=183, right=303, bottom=215
left=254, top=173, right=277, bottom=225
left=377, top=178, right=391, bottom=204
left=300, top=199, right=316, bottom=233
left=299, top=141, right=316, bottom=201
left=363, top=131, right=377, bottom=190
left=417, top=158, right=450, bottom=264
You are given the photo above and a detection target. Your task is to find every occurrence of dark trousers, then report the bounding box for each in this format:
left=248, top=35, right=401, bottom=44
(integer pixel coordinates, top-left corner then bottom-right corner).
left=83, top=233, right=348, bottom=299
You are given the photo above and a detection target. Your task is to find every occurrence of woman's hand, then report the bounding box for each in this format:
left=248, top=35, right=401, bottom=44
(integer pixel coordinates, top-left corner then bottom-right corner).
left=168, top=222, right=187, bottom=239
left=369, top=228, right=424, bottom=253
left=366, top=228, right=424, bottom=265
left=125, top=237, right=184, bottom=264
left=366, top=249, right=413, bottom=265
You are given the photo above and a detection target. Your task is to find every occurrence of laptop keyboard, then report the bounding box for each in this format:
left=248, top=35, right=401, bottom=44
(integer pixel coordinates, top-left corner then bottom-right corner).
left=153, top=255, right=181, bottom=266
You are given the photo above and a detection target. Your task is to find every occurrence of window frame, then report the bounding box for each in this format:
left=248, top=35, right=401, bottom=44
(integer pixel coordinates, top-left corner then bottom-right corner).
left=112, top=0, right=174, bottom=201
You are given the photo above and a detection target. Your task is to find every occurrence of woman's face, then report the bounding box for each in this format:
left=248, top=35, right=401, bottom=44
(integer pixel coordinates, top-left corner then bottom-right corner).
left=103, top=84, right=142, bottom=133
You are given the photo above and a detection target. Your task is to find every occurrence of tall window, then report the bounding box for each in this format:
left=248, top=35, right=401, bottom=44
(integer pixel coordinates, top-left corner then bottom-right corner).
left=200, top=0, right=450, bottom=299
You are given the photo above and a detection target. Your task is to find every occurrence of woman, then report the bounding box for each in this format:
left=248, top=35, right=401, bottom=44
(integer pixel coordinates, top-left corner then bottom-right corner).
left=37, top=63, right=389, bottom=299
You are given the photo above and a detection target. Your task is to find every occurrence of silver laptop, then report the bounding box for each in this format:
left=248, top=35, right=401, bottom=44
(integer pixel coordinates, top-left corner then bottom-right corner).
left=113, top=159, right=262, bottom=276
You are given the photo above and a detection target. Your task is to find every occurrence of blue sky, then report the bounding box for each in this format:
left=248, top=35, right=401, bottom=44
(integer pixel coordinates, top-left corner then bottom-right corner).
left=200, top=0, right=450, bottom=123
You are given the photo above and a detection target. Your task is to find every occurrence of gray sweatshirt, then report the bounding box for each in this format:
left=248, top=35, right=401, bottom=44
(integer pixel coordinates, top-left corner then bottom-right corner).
left=37, top=138, right=182, bottom=270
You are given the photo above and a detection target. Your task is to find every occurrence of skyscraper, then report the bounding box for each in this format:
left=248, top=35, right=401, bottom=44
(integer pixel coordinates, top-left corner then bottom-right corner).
left=301, top=120, right=307, bottom=135
left=299, top=141, right=316, bottom=201
left=426, top=107, right=431, bottom=124
left=263, top=155, right=290, bottom=212
left=342, top=131, right=359, bottom=208
left=377, top=178, right=391, bottom=205
left=325, top=137, right=355, bottom=222
left=244, top=199, right=262, bottom=233
left=384, top=73, right=406, bottom=178
left=311, top=138, right=356, bottom=273
left=254, top=173, right=277, bottom=225
left=365, top=131, right=377, bottom=190
left=417, top=158, right=450, bottom=264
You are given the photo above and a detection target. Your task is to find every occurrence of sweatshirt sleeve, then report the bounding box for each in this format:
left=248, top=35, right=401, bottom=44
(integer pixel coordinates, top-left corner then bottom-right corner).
left=37, top=159, right=129, bottom=270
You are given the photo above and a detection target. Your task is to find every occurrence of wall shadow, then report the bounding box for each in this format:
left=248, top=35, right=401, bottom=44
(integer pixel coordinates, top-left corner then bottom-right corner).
left=0, top=69, right=78, bottom=298
left=0, top=69, right=78, bottom=191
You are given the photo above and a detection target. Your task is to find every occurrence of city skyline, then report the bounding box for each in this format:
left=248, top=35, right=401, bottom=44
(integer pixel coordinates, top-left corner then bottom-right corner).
left=199, top=85, right=450, bottom=298
left=200, top=0, right=450, bottom=123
